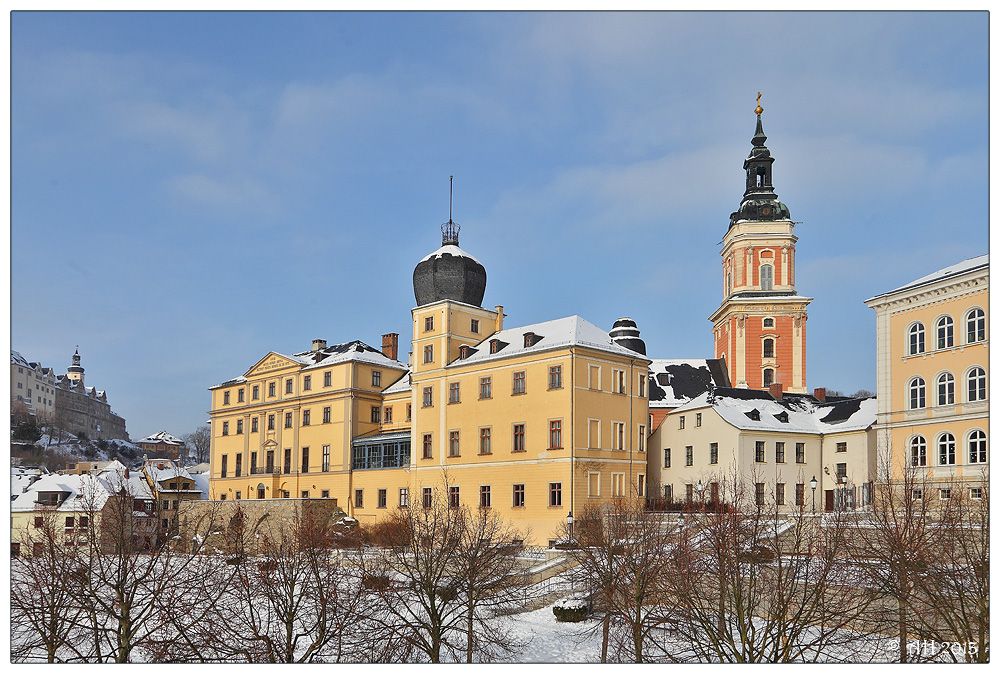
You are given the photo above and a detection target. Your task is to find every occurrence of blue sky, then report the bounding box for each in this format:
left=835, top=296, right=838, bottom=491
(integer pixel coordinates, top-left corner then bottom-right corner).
left=11, top=11, right=988, bottom=441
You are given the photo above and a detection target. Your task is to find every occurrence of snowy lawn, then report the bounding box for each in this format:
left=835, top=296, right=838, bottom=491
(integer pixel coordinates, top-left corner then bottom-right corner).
left=500, top=603, right=603, bottom=663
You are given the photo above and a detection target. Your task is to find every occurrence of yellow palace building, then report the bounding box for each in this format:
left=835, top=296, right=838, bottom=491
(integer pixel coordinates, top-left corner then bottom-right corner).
left=208, top=213, right=650, bottom=544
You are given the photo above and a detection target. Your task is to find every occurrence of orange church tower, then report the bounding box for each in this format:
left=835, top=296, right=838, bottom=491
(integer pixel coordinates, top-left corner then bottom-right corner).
left=709, top=95, right=811, bottom=392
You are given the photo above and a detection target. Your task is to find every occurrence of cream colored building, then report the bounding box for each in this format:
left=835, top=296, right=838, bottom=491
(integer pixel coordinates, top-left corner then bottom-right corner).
left=649, top=386, right=876, bottom=513
left=865, top=255, right=988, bottom=492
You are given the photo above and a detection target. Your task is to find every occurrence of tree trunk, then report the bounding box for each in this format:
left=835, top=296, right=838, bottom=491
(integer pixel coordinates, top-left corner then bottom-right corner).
left=601, top=612, right=610, bottom=663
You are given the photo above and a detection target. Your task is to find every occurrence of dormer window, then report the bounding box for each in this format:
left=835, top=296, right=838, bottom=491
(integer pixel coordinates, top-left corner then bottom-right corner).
left=459, top=345, right=470, bottom=359
left=774, top=411, right=789, bottom=423
left=745, top=409, right=761, bottom=421
left=490, top=339, right=501, bottom=354
left=523, top=332, right=535, bottom=348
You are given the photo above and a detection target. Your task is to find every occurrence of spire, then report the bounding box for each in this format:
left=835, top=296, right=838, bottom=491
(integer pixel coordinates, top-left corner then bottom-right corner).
left=728, top=93, right=791, bottom=228
left=441, top=175, right=460, bottom=245
left=72, top=346, right=80, bottom=367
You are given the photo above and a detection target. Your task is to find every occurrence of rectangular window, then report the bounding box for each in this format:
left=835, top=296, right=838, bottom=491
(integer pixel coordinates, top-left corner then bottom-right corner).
left=221, top=455, right=228, bottom=478
left=301, top=447, right=309, bottom=474
left=449, top=431, right=460, bottom=457
left=449, top=486, right=460, bottom=509
left=939, top=488, right=951, bottom=501
left=251, top=417, right=258, bottom=433
left=449, top=382, right=461, bottom=403
left=836, top=442, right=847, bottom=453
left=776, top=483, right=785, bottom=506
left=685, top=445, right=693, bottom=466
left=612, top=422, right=625, bottom=450
left=286, top=379, right=293, bottom=394
left=479, top=427, right=492, bottom=455
left=235, top=454, right=242, bottom=477
left=480, top=376, right=492, bottom=399
left=269, top=382, right=276, bottom=397
left=422, top=386, right=433, bottom=407
left=236, top=419, right=244, bottom=434
left=775, top=442, right=785, bottom=463
left=710, top=442, right=719, bottom=465
left=637, top=474, right=646, bottom=498
left=222, top=421, right=229, bottom=436
left=321, top=490, right=330, bottom=499
left=253, top=385, right=260, bottom=400
left=796, top=483, right=805, bottom=506
left=549, top=420, right=563, bottom=449
left=686, top=484, right=694, bottom=502
left=406, top=403, right=412, bottom=421
left=664, top=448, right=671, bottom=468
left=512, top=424, right=525, bottom=452
left=300, top=490, right=308, bottom=499
left=589, top=364, right=601, bottom=390
left=612, top=473, right=625, bottom=498
left=399, top=488, right=409, bottom=508
left=303, top=375, right=311, bottom=391
left=224, top=391, right=230, bottom=405
left=695, top=413, right=702, bottom=427
left=302, top=409, right=311, bottom=426
left=912, top=488, right=923, bottom=500
left=422, top=434, right=433, bottom=459
left=424, top=316, right=434, bottom=332
left=423, top=344, right=434, bottom=364
left=548, top=365, right=563, bottom=389
left=588, top=472, right=601, bottom=497
left=512, top=484, right=525, bottom=507
left=513, top=371, right=526, bottom=394
left=589, top=419, right=601, bottom=449
left=679, top=416, right=685, bottom=430
left=372, top=370, right=381, bottom=387
left=284, top=449, right=292, bottom=474
left=755, top=482, right=765, bottom=506
left=470, top=318, right=479, bottom=333
left=371, top=406, right=381, bottom=423
left=378, top=489, right=387, bottom=508
left=638, top=374, right=646, bottom=398
left=795, top=442, right=805, bottom=463
left=638, top=424, right=646, bottom=452
left=238, top=388, right=245, bottom=402
left=323, top=406, right=331, bottom=423
left=970, top=487, right=983, bottom=500
left=479, top=485, right=491, bottom=509
left=268, top=414, right=275, bottom=431
left=322, top=445, right=330, bottom=472
left=284, top=412, right=292, bottom=429
left=549, top=482, right=562, bottom=507
left=355, top=489, right=363, bottom=508
left=755, top=441, right=766, bottom=463
left=384, top=407, right=392, bottom=423
left=324, top=371, right=331, bottom=387
left=422, top=487, right=433, bottom=509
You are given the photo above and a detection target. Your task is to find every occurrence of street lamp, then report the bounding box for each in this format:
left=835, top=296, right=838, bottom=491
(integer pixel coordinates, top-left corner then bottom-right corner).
left=696, top=479, right=705, bottom=510
left=566, top=511, right=574, bottom=544
left=839, top=475, right=848, bottom=512
left=810, top=476, right=818, bottom=515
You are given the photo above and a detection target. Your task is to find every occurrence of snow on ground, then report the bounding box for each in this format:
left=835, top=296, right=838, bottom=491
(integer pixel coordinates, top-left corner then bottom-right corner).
left=502, top=604, right=602, bottom=663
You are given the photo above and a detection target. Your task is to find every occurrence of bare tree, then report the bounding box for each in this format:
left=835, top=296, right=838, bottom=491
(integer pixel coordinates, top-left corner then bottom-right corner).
left=183, top=425, right=211, bottom=464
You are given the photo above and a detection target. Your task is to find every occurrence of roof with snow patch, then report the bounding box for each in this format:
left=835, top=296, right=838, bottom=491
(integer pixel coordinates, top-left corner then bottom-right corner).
left=139, top=431, right=184, bottom=446
left=648, top=359, right=730, bottom=409
left=419, top=242, right=483, bottom=266
left=673, top=389, right=877, bottom=434
left=867, top=254, right=988, bottom=302
left=382, top=371, right=412, bottom=395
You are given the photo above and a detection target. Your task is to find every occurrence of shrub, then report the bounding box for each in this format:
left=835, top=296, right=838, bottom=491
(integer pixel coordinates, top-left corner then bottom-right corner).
left=553, top=596, right=590, bottom=622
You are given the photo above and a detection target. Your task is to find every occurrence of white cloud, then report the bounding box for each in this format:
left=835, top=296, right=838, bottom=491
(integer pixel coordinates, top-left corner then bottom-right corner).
left=166, top=173, right=275, bottom=213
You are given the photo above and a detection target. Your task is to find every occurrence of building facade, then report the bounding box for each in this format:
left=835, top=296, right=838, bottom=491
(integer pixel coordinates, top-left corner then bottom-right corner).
left=137, top=431, right=186, bottom=461
left=865, top=255, right=989, bottom=491
left=10, top=350, right=58, bottom=421
left=710, top=101, right=811, bottom=392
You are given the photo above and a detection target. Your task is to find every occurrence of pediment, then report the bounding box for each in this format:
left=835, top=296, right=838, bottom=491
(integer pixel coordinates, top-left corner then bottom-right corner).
left=246, top=352, right=302, bottom=377
left=262, top=439, right=278, bottom=449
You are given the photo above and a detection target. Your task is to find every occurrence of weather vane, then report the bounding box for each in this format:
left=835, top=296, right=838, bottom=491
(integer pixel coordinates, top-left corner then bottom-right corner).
left=755, top=92, right=763, bottom=116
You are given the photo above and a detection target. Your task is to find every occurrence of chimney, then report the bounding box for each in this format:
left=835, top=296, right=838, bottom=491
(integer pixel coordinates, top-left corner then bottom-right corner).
left=381, top=333, right=399, bottom=361
left=494, top=305, right=504, bottom=332
left=312, top=339, right=327, bottom=351
left=124, top=468, right=129, bottom=479
left=813, top=387, right=827, bottom=402
left=769, top=382, right=784, bottom=399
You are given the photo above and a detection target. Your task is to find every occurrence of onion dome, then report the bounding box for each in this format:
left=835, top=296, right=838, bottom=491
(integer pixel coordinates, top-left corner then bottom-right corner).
left=412, top=178, right=487, bottom=307
left=610, top=317, right=646, bottom=355
left=729, top=93, right=791, bottom=228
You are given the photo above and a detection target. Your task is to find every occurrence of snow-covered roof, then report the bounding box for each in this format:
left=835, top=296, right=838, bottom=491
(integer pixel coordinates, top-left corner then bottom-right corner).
left=382, top=371, right=412, bottom=395
left=868, top=254, right=988, bottom=301
left=11, top=473, right=112, bottom=513
left=11, top=350, right=30, bottom=367
left=648, top=359, right=730, bottom=409
left=419, top=243, right=483, bottom=266
left=189, top=472, right=211, bottom=499
left=143, top=459, right=194, bottom=486
left=674, top=389, right=877, bottom=435
left=453, top=315, right=649, bottom=366
left=139, top=431, right=184, bottom=446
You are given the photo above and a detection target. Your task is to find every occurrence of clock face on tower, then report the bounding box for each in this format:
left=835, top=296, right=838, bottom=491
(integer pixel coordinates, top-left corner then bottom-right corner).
left=761, top=205, right=771, bottom=216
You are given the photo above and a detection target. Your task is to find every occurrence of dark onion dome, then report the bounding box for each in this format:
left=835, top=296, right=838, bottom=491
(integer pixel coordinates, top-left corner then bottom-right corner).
left=729, top=95, right=791, bottom=228
left=609, top=317, right=646, bottom=355
left=413, top=217, right=487, bottom=307
left=67, top=347, right=84, bottom=374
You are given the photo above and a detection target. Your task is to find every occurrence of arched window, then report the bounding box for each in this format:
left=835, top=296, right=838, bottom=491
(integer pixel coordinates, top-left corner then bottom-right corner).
left=938, top=433, right=956, bottom=465
left=909, top=377, right=926, bottom=409
left=968, top=430, right=987, bottom=464
left=763, top=368, right=774, bottom=387
left=726, top=271, right=732, bottom=296
left=910, top=436, right=927, bottom=466
left=908, top=322, right=925, bottom=355
left=967, top=367, right=986, bottom=402
left=966, top=308, right=985, bottom=343
left=937, top=372, right=955, bottom=406
left=760, top=264, right=773, bottom=291
left=763, top=317, right=774, bottom=328
left=762, top=338, right=774, bottom=358
left=936, top=316, right=954, bottom=349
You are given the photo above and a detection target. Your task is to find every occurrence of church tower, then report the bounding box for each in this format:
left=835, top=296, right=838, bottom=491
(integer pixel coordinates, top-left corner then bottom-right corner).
left=709, top=96, right=811, bottom=393
left=66, top=346, right=85, bottom=386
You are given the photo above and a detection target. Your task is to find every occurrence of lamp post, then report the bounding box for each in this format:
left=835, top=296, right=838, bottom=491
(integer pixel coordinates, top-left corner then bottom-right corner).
left=696, top=479, right=705, bottom=511
left=566, top=511, right=574, bottom=545
left=810, top=476, right=818, bottom=515
left=839, top=475, right=848, bottom=512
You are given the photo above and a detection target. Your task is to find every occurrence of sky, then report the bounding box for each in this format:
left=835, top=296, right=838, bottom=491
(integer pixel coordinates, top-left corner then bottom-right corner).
left=10, top=11, right=989, bottom=441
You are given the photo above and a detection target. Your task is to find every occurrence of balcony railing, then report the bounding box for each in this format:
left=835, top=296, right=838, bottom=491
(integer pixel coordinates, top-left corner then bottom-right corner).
left=249, top=467, right=281, bottom=475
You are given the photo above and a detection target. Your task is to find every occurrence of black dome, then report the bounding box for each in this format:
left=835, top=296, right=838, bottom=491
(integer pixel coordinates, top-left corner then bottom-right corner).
left=610, top=317, right=646, bottom=355
left=413, top=244, right=487, bottom=307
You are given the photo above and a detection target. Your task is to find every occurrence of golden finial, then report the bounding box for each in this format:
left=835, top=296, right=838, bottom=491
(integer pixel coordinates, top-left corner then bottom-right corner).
left=754, top=92, right=763, bottom=116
